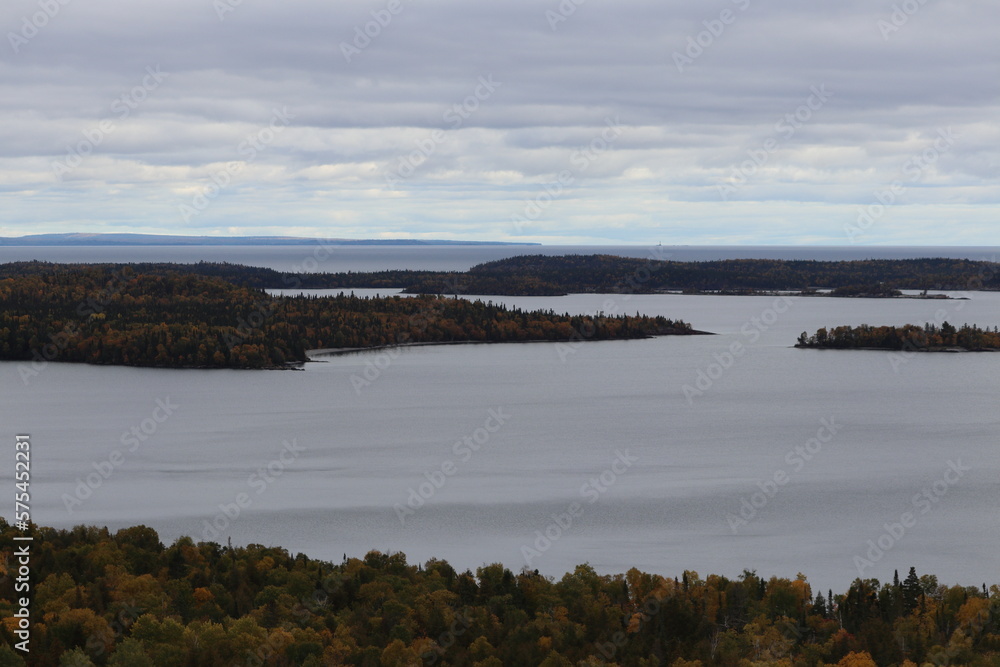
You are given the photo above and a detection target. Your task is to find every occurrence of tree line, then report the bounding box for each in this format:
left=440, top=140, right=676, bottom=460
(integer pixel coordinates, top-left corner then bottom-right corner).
left=796, top=322, right=1000, bottom=351
left=438, top=256, right=1000, bottom=295
left=1, top=521, right=998, bottom=665
left=4, top=256, right=999, bottom=297
left=0, top=264, right=695, bottom=370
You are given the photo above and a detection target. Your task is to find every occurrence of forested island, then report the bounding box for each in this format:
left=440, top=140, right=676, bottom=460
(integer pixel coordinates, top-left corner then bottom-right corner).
left=1, top=521, right=998, bottom=665
left=385, top=255, right=998, bottom=296
left=4, top=256, right=996, bottom=298
left=382, top=256, right=996, bottom=297
left=91, top=255, right=993, bottom=296
left=796, top=323, right=1000, bottom=352
left=0, top=263, right=697, bottom=370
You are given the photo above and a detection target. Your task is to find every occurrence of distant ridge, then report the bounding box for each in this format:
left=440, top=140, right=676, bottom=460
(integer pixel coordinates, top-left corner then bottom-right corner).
left=0, top=233, right=538, bottom=247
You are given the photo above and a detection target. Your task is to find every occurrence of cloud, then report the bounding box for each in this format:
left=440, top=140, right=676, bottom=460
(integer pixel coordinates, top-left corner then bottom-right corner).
left=0, top=0, right=997, bottom=243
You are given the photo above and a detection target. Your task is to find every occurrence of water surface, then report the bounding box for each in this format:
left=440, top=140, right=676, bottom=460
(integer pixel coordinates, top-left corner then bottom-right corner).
left=4, top=289, right=998, bottom=594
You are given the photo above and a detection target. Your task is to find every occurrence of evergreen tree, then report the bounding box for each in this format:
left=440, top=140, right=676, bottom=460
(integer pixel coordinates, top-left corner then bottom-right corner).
left=811, top=591, right=828, bottom=618
left=902, top=567, right=921, bottom=614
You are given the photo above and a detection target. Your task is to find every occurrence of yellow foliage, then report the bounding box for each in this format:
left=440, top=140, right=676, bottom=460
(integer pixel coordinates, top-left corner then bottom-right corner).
left=837, top=651, right=877, bottom=667
left=193, top=587, right=214, bottom=604
left=380, top=638, right=420, bottom=666
left=266, top=627, right=295, bottom=650
left=956, top=596, right=990, bottom=629
left=790, top=577, right=812, bottom=604
left=672, top=659, right=704, bottom=667
left=627, top=611, right=644, bottom=633
left=539, top=605, right=568, bottom=626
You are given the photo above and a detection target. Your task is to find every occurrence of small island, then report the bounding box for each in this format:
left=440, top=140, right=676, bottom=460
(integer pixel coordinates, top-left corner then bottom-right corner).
left=815, top=284, right=954, bottom=299
left=795, top=322, right=1000, bottom=352
left=673, top=284, right=956, bottom=299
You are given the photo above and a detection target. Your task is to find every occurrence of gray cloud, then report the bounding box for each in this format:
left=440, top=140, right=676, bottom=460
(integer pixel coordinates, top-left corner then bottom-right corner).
left=0, top=0, right=997, bottom=243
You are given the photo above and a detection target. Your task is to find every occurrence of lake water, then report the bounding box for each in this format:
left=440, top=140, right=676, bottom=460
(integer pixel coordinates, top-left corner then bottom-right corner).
left=2, top=247, right=999, bottom=594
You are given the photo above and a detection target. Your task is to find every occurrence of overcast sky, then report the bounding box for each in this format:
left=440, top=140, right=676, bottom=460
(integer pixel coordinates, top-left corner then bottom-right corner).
left=1, top=0, right=997, bottom=244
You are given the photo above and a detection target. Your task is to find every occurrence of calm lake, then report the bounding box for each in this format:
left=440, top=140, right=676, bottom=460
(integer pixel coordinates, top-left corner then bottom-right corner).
left=2, top=246, right=998, bottom=594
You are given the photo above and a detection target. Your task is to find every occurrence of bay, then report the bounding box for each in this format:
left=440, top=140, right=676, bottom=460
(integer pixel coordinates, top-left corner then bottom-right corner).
left=3, top=282, right=998, bottom=594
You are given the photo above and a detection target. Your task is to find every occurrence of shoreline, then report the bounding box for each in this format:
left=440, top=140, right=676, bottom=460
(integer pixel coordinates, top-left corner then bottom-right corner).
left=794, top=344, right=999, bottom=353
left=306, top=328, right=713, bottom=360
left=319, top=286, right=965, bottom=300
left=0, top=330, right=711, bottom=373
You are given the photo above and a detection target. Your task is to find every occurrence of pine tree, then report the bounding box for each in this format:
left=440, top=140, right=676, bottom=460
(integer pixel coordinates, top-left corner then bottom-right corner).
left=902, top=567, right=921, bottom=614
left=811, top=591, right=828, bottom=618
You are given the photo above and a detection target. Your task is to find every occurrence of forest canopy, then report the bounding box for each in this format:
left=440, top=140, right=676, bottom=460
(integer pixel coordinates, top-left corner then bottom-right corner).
left=796, top=322, right=1000, bottom=351
left=3, top=255, right=998, bottom=296
left=1, top=521, right=998, bottom=666
left=0, top=263, right=696, bottom=370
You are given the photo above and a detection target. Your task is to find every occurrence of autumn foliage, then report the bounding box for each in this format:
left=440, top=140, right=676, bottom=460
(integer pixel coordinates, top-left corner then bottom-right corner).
left=796, top=322, right=1000, bottom=351
left=0, top=263, right=694, bottom=370
left=2, top=522, right=999, bottom=665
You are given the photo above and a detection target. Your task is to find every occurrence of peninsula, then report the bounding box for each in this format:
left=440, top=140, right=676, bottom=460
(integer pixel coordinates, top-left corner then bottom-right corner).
left=0, top=262, right=699, bottom=371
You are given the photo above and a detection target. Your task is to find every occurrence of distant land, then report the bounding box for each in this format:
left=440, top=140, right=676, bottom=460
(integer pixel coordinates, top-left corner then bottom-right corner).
left=0, top=232, right=539, bottom=246
left=230, top=254, right=999, bottom=295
